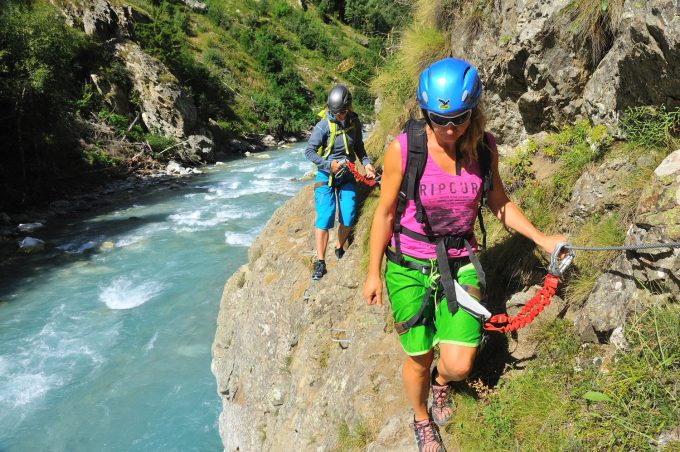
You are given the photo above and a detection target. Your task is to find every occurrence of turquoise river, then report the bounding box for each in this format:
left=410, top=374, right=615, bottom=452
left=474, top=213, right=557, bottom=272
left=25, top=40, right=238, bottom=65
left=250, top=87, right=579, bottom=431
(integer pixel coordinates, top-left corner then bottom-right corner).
left=0, top=143, right=310, bottom=451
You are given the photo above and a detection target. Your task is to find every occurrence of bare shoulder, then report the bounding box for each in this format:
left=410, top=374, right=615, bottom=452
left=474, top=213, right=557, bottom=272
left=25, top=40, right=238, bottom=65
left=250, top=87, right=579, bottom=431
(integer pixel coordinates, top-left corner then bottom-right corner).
left=384, top=138, right=402, bottom=168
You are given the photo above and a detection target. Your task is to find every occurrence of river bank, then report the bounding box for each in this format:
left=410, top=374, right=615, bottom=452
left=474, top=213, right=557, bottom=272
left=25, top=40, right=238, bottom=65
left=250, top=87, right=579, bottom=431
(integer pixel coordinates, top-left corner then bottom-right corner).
left=0, top=135, right=310, bottom=265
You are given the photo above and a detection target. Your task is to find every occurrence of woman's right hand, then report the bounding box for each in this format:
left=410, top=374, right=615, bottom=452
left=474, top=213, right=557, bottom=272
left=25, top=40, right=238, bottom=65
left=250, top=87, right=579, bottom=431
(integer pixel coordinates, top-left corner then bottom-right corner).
left=330, top=160, right=341, bottom=174
left=362, top=274, right=383, bottom=306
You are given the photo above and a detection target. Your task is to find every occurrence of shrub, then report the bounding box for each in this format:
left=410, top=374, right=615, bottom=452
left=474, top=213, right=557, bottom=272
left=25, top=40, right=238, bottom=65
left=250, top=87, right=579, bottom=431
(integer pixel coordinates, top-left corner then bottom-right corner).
left=203, top=47, right=225, bottom=67
left=76, top=82, right=102, bottom=114
left=83, top=145, right=120, bottom=167
left=98, top=108, right=145, bottom=141
left=505, top=150, right=535, bottom=191
left=253, top=29, right=286, bottom=74
left=271, top=0, right=293, bottom=18
left=145, top=133, right=178, bottom=155
left=621, top=105, right=680, bottom=150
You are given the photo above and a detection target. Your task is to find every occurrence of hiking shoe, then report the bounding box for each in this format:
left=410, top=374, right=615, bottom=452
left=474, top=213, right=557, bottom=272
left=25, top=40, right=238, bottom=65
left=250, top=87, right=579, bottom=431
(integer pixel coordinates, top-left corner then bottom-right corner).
left=311, top=260, right=327, bottom=280
left=334, top=247, right=345, bottom=260
left=411, top=417, right=446, bottom=452
left=431, top=369, right=454, bottom=427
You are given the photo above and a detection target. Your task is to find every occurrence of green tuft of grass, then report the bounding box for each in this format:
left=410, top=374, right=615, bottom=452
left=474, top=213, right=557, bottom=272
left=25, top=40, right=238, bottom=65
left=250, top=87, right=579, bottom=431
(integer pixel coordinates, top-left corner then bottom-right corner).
left=562, top=0, right=625, bottom=64
left=504, top=149, right=535, bottom=192
left=578, top=306, right=680, bottom=449
left=448, top=308, right=679, bottom=450
left=279, top=354, right=293, bottom=374
left=145, top=133, right=178, bottom=156
left=367, top=0, right=449, bottom=156
left=621, top=105, right=680, bottom=150
left=335, top=418, right=375, bottom=451
left=82, top=146, right=120, bottom=167
left=566, top=212, right=625, bottom=302
left=448, top=321, right=583, bottom=450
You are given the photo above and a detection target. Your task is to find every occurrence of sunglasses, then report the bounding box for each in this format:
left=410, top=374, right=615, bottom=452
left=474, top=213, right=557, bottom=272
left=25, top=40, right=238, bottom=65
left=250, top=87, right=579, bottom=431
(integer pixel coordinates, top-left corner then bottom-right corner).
left=333, top=109, right=348, bottom=116
left=428, top=109, right=472, bottom=127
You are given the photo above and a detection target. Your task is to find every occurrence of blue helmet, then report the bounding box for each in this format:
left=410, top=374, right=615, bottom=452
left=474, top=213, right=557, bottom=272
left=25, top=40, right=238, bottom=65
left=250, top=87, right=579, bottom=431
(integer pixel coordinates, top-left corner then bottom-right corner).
left=416, top=58, right=482, bottom=115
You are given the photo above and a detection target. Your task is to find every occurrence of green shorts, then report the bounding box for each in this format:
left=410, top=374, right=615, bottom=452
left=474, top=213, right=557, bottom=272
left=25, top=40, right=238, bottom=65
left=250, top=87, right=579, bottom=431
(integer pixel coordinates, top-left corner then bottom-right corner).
left=385, top=253, right=482, bottom=356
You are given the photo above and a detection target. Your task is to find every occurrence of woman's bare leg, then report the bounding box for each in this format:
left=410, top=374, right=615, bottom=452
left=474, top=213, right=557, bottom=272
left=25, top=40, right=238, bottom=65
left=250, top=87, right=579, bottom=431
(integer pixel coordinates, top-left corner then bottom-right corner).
left=402, top=350, right=435, bottom=421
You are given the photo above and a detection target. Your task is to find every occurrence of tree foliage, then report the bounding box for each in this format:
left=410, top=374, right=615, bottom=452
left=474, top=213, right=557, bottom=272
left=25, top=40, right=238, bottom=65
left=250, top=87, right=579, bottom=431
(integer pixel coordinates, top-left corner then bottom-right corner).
left=134, top=3, right=236, bottom=128
left=308, top=0, right=413, bottom=36
left=0, top=1, right=91, bottom=209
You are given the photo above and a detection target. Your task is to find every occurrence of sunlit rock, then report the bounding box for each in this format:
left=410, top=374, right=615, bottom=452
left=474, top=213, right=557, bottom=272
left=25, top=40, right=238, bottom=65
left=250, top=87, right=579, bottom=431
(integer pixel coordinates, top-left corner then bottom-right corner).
left=18, top=237, right=46, bottom=253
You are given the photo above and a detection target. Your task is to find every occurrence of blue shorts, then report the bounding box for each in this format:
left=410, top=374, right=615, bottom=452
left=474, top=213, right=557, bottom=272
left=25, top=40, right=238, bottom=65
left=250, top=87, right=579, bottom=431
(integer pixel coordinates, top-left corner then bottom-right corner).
left=314, top=171, right=357, bottom=229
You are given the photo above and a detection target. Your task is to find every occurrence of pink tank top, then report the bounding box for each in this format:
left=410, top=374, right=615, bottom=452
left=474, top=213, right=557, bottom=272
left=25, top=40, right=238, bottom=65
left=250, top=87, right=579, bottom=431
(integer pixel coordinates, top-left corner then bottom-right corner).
left=390, top=132, right=495, bottom=259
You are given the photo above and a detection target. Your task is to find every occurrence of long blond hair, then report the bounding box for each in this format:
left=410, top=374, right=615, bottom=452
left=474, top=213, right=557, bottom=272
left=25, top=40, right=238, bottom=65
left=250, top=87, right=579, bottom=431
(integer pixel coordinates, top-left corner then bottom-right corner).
left=458, top=105, right=487, bottom=163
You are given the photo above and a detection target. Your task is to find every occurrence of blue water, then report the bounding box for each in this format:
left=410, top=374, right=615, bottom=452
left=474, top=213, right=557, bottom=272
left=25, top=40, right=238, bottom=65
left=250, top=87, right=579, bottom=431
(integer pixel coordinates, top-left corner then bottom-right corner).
left=0, top=144, right=310, bottom=451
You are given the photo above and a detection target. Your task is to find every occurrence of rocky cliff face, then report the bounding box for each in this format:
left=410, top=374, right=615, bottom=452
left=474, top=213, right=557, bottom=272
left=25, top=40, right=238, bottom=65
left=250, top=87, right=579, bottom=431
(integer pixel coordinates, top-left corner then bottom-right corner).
left=575, top=149, right=680, bottom=341
left=211, top=187, right=415, bottom=450
left=50, top=0, right=215, bottom=160
left=212, top=151, right=679, bottom=451
left=454, top=0, right=680, bottom=146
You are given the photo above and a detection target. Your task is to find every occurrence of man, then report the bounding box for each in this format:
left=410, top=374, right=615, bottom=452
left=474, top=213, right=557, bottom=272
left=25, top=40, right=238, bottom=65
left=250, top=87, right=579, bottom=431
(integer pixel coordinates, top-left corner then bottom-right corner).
left=304, top=85, right=376, bottom=280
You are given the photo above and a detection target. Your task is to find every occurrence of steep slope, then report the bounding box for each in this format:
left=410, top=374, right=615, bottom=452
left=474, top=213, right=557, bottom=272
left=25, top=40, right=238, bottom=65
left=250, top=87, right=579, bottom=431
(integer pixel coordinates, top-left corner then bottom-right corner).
left=212, top=0, right=679, bottom=450
left=212, top=185, right=414, bottom=450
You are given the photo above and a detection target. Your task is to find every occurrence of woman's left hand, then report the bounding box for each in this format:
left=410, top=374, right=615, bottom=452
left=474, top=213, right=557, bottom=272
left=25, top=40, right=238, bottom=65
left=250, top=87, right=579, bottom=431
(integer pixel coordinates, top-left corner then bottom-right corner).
left=537, top=234, right=569, bottom=255
left=365, top=164, right=376, bottom=179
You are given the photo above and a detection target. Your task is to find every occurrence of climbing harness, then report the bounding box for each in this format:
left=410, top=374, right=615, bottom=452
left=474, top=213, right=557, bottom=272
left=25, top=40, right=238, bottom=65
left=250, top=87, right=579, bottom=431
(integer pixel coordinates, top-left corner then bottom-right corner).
left=483, top=241, right=680, bottom=333
left=315, top=109, right=359, bottom=187
left=316, top=118, right=352, bottom=160
left=387, top=119, right=493, bottom=336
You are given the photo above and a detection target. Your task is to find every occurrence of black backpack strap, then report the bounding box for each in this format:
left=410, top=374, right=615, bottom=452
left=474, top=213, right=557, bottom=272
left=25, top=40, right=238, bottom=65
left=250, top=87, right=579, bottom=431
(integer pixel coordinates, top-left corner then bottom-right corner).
left=393, top=119, right=428, bottom=263
left=476, top=133, right=493, bottom=250
left=405, top=120, right=428, bottom=224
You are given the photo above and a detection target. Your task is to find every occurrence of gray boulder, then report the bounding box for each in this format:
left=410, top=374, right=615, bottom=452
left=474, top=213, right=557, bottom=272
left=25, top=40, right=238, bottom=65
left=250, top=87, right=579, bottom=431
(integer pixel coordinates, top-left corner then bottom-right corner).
left=181, top=0, right=208, bottom=13
left=18, top=237, right=46, bottom=253
left=90, top=73, right=131, bottom=116
left=627, top=149, right=680, bottom=293
left=575, top=150, right=680, bottom=342
left=50, top=0, right=138, bottom=40
left=186, top=131, right=215, bottom=161
left=574, top=254, right=638, bottom=342
left=565, top=156, right=635, bottom=223
left=583, top=4, right=680, bottom=125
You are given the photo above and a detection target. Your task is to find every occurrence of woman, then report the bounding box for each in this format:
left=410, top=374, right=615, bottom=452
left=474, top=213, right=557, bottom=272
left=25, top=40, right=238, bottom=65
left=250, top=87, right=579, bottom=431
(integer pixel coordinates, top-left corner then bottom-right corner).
left=361, top=58, right=566, bottom=451
left=305, top=85, right=376, bottom=281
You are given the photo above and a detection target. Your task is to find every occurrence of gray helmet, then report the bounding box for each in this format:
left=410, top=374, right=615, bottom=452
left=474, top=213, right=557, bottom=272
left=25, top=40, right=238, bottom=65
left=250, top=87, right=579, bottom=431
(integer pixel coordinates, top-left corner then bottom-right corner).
left=327, top=85, right=352, bottom=114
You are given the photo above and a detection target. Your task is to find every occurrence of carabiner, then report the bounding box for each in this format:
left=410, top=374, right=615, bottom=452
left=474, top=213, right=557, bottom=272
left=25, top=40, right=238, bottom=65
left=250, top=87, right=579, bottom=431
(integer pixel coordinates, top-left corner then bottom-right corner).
left=548, top=242, right=575, bottom=278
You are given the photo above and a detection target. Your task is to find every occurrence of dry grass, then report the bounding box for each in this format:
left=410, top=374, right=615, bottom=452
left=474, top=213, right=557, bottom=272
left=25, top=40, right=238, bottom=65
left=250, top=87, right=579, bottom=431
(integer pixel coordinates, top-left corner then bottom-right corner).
left=562, top=0, right=625, bottom=64
left=366, top=0, right=449, bottom=155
